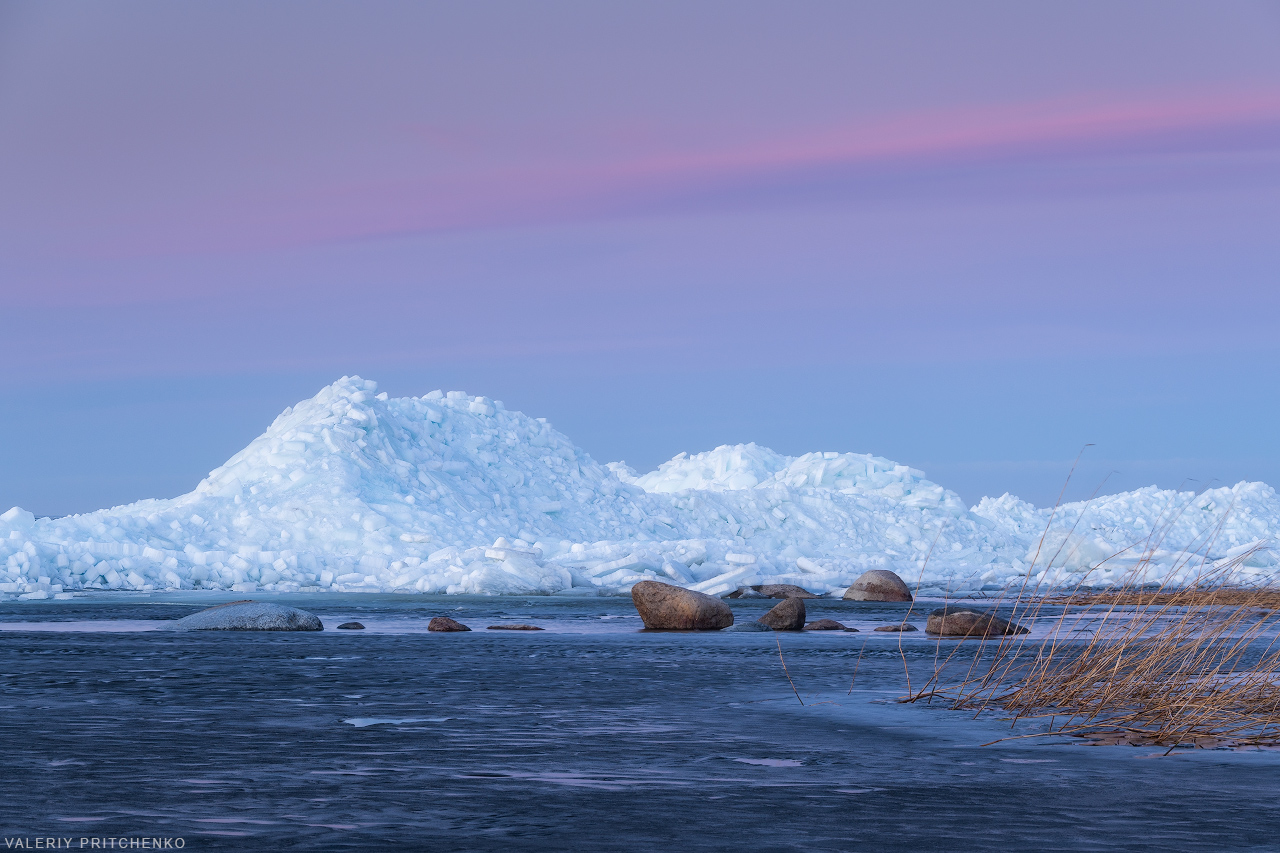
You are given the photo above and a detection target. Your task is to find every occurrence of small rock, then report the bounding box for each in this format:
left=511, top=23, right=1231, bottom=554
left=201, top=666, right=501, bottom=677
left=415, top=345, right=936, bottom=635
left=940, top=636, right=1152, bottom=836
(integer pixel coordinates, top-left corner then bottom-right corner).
left=487, top=624, right=544, bottom=631
left=753, top=584, right=818, bottom=599
left=925, top=607, right=1029, bottom=637
left=170, top=601, right=323, bottom=632
left=874, top=623, right=918, bottom=632
left=722, top=621, right=772, bottom=632
left=803, top=619, right=848, bottom=631
left=843, top=570, right=913, bottom=602
left=758, top=597, right=805, bottom=631
left=727, top=587, right=769, bottom=599
left=631, top=580, right=734, bottom=630
left=428, top=616, right=472, bottom=632
left=336, top=622, right=365, bottom=630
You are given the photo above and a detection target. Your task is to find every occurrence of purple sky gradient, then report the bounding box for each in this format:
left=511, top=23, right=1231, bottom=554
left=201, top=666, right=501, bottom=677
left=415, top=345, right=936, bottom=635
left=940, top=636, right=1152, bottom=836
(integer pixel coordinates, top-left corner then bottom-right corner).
left=2, top=1, right=1279, bottom=515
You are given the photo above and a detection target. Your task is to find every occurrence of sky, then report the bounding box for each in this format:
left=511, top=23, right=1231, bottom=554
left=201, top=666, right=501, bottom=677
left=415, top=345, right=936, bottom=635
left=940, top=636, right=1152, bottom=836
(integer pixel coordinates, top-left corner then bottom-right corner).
left=2, top=0, right=1279, bottom=516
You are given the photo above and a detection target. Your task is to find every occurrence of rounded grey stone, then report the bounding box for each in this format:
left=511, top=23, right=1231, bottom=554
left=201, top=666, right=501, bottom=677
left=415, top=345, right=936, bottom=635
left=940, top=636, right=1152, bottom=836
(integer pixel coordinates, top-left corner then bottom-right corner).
left=170, top=601, right=323, bottom=632
left=843, top=570, right=913, bottom=602
left=753, top=584, right=818, bottom=599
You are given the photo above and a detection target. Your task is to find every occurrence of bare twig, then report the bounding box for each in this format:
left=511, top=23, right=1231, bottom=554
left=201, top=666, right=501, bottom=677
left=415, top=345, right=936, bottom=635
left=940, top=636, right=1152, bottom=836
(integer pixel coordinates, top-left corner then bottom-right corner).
left=776, top=633, right=804, bottom=706
left=848, top=640, right=866, bottom=695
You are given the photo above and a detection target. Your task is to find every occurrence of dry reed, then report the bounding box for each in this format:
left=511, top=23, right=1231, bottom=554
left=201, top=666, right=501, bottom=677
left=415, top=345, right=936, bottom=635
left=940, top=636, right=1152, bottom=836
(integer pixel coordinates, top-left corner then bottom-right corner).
left=905, top=471, right=1280, bottom=750
left=1052, top=588, right=1280, bottom=609
left=776, top=633, right=805, bottom=706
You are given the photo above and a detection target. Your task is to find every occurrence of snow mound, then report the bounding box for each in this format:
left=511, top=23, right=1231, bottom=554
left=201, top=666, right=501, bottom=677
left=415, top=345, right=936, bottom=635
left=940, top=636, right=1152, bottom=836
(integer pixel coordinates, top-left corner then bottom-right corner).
left=2, top=376, right=1278, bottom=599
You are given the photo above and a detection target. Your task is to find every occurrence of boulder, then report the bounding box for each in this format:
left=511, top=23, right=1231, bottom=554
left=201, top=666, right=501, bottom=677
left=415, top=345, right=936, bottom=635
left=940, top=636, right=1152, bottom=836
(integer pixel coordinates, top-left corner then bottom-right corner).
left=758, top=597, right=805, bottom=631
left=727, top=587, right=769, bottom=599
left=803, top=619, right=850, bottom=631
left=752, top=584, right=814, bottom=596
left=631, top=580, right=734, bottom=630
left=336, top=622, right=365, bottom=630
left=753, top=584, right=818, bottom=600
left=428, top=616, right=472, bottom=632
left=873, top=623, right=917, bottom=632
left=722, top=621, right=772, bottom=632
left=487, top=624, right=544, bottom=631
left=170, top=601, right=323, bottom=631
left=843, top=570, right=913, bottom=602
left=925, top=608, right=1029, bottom=637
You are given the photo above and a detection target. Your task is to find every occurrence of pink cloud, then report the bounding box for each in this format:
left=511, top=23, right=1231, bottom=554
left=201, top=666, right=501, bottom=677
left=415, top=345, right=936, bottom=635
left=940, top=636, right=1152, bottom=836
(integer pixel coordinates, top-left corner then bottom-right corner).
left=25, top=88, right=1280, bottom=262
left=278, top=90, right=1280, bottom=242
left=632, top=90, right=1280, bottom=174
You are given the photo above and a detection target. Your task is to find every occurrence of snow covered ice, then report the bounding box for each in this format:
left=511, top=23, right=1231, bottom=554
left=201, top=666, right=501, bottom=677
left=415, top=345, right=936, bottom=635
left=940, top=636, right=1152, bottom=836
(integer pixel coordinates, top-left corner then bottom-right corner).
left=2, top=376, right=1277, bottom=600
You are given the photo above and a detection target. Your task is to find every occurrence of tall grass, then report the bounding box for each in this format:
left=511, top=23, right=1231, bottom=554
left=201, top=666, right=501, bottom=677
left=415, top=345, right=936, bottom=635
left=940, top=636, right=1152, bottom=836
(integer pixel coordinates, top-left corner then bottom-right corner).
left=906, top=478, right=1280, bottom=749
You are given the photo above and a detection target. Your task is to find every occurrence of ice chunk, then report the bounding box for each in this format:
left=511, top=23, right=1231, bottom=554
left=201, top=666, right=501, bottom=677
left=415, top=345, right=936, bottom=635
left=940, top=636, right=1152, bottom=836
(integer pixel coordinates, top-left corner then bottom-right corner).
left=1, top=507, right=35, bottom=528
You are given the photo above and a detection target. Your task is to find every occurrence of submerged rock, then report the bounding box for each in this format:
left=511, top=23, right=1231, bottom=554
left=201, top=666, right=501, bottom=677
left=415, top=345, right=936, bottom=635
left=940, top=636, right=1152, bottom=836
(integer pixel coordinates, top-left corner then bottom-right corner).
left=925, top=608, right=1028, bottom=637
left=874, top=623, right=917, bottom=632
left=487, top=624, right=544, bottom=631
left=631, top=580, right=734, bottom=630
left=336, top=622, right=366, bottom=630
left=843, top=570, right=913, bottom=602
left=170, top=601, right=323, bottom=632
left=803, top=618, right=850, bottom=631
left=758, top=597, right=805, bottom=631
left=754, top=584, right=818, bottom=599
left=722, top=620, right=772, bottom=632
left=428, top=616, right=472, bottom=632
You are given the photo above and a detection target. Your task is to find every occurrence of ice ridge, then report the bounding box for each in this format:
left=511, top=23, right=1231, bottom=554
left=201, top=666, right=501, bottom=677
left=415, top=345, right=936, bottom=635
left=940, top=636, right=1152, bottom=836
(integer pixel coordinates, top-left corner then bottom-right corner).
left=2, top=376, right=1277, bottom=600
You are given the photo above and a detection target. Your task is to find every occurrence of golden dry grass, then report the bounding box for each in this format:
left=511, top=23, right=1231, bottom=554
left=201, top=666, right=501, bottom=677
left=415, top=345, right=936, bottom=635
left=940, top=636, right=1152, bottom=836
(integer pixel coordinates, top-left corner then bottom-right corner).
left=1051, top=588, right=1280, bottom=609
left=903, top=465, right=1280, bottom=750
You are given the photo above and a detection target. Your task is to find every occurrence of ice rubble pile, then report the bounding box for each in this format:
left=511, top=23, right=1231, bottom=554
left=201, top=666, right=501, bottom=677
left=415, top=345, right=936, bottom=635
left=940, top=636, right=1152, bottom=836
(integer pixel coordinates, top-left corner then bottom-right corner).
left=2, top=376, right=1277, bottom=600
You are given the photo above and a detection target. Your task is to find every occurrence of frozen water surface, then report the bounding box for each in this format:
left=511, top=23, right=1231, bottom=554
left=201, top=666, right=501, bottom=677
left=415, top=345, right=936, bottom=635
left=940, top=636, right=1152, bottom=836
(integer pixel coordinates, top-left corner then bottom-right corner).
left=2, top=596, right=1278, bottom=851
left=0, top=619, right=164, bottom=632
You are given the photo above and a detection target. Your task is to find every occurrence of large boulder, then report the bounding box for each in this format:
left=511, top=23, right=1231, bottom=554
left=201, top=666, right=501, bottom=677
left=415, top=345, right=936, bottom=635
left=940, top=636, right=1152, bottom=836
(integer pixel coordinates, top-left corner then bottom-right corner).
left=631, top=580, right=734, bottom=630
left=926, top=608, right=1029, bottom=637
left=428, top=616, right=471, bottom=632
left=843, top=570, right=913, bottom=602
left=754, top=584, right=818, bottom=600
left=758, top=597, right=805, bottom=631
left=170, top=601, right=323, bottom=631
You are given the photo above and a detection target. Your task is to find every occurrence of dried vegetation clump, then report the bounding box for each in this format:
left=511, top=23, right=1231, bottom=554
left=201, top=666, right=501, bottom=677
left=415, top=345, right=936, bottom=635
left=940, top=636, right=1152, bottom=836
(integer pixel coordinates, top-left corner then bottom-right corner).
left=1053, top=587, right=1280, bottom=610
left=905, top=475, right=1280, bottom=750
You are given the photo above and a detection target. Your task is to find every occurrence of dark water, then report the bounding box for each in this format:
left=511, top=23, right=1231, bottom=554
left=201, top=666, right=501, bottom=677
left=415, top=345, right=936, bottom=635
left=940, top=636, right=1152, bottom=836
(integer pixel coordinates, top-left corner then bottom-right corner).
left=1, top=595, right=1278, bottom=851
